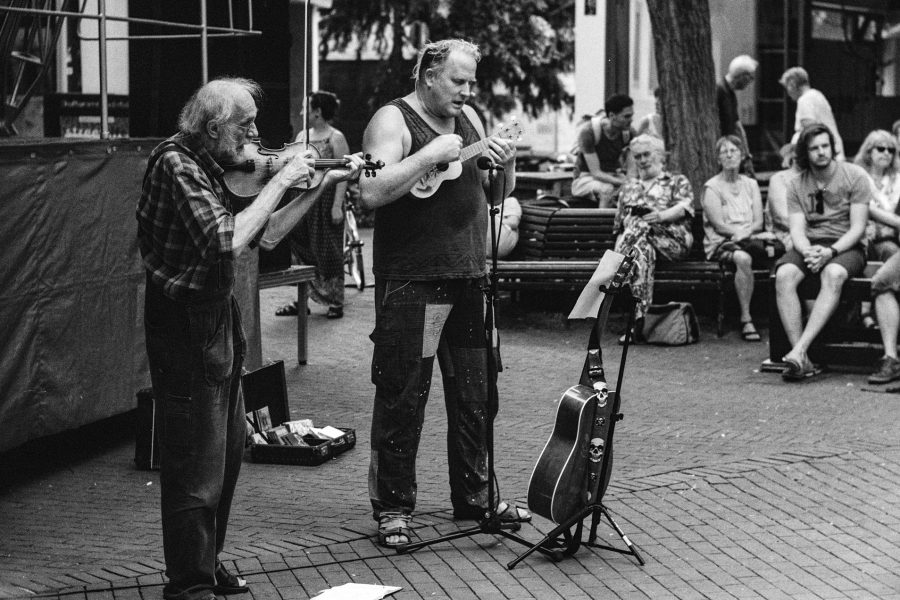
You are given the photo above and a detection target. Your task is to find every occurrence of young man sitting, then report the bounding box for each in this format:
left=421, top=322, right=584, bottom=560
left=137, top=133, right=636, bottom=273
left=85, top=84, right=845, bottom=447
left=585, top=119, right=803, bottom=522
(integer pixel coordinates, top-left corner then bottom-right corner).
left=774, top=123, right=870, bottom=380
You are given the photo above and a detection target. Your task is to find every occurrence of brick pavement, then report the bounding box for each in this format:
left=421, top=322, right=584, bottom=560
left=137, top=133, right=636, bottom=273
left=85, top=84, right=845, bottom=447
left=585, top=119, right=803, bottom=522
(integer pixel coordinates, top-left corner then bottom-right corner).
left=1, top=227, right=899, bottom=599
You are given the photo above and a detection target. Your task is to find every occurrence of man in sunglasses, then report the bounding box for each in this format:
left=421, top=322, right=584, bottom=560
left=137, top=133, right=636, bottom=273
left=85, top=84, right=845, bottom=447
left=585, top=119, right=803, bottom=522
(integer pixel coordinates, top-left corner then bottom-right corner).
left=773, top=123, right=870, bottom=380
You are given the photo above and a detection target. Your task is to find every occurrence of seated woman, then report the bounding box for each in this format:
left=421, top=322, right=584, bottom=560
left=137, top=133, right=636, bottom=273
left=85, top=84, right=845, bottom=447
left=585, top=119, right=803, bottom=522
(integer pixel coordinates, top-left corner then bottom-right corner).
left=614, top=134, right=695, bottom=338
left=852, top=130, right=900, bottom=328
left=765, top=144, right=799, bottom=253
left=702, top=135, right=780, bottom=342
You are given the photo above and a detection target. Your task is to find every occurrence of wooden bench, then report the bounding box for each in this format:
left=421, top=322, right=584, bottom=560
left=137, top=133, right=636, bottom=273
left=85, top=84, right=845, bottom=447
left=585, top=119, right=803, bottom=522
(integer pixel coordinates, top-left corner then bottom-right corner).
left=258, top=265, right=317, bottom=365
left=766, top=261, right=883, bottom=370
left=494, top=203, right=769, bottom=336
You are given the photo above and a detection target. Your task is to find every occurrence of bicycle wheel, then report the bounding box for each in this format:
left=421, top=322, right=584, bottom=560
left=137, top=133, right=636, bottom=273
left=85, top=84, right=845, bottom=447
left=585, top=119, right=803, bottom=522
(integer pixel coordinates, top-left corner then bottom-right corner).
left=350, top=243, right=366, bottom=291
left=344, top=208, right=366, bottom=290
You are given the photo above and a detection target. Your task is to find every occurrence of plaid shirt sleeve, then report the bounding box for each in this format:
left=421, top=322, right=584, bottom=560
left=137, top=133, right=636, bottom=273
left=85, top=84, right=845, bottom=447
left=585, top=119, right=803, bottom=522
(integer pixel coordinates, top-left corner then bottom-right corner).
left=137, top=145, right=235, bottom=298
left=167, top=153, right=234, bottom=260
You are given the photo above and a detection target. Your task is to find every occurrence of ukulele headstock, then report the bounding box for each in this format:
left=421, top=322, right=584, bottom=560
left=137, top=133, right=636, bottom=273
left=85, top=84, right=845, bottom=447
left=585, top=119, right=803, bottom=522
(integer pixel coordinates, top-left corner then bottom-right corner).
left=495, top=117, right=524, bottom=143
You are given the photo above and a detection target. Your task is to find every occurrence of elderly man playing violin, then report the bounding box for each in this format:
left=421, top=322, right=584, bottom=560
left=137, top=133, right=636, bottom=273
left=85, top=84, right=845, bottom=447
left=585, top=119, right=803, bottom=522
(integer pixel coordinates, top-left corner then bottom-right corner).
left=359, top=38, right=528, bottom=550
left=136, top=77, right=364, bottom=600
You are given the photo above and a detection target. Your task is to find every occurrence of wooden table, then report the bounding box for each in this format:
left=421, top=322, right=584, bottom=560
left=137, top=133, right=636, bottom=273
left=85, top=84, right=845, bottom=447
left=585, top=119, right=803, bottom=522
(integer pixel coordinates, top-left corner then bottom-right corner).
left=515, top=170, right=572, bottom=200
left=258, top=265, right=317, bottom=365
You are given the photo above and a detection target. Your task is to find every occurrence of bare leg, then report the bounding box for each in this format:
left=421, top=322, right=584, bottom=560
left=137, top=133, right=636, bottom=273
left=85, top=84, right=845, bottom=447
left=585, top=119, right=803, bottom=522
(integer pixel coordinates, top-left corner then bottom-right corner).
left=875, top=292, right=900, bottom=358
left=783, top=263, right=849, bottom=363
left=775, top=264, right=805, bottom=348
left=732, top=250, right=754, bottom=323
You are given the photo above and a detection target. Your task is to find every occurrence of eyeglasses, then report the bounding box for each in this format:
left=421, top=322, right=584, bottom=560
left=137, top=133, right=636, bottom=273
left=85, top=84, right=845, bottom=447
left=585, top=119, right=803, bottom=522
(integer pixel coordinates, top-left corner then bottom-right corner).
left=809, top=189, right=825, bottom=214
left=874, top=145, right=896, bottom=155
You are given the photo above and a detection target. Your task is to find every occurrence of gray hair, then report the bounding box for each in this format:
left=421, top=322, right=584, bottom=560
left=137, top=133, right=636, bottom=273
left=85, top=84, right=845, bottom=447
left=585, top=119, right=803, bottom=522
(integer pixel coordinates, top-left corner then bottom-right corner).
left=412, top=39, right=481, bottom=83
left=630, top=133, right=666, bottom=156
left=779, top=66, right=809, bottom=89
left=178, top=77, right=263, bottom=136
left=728, top=55, right=758, bottom=76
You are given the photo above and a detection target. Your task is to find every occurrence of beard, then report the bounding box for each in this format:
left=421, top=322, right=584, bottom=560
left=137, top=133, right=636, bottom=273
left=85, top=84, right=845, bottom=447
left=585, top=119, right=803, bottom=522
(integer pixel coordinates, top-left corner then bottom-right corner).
left=212, top=128, right=244, bottom=164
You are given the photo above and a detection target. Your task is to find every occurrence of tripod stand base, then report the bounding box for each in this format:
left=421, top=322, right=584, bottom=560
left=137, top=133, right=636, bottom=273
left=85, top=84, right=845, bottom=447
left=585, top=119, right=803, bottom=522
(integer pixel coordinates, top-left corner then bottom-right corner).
left=397, top=515, right=564, bottom=561
left=507, top=502, right=645, bottom=569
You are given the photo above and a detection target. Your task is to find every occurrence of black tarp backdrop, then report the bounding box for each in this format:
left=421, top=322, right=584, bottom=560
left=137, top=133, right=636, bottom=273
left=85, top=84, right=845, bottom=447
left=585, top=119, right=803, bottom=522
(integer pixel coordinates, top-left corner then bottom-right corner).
left=0, top=139, right=154, bottom=452
left=0, top=137, right=270, bottom=452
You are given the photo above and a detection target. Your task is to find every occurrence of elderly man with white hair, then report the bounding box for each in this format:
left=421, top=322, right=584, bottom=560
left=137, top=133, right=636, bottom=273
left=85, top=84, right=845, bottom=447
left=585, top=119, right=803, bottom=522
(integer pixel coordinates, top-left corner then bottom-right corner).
left=780, top=66, right=845, bottom=161
left=717, top=54, right=758, bottom=172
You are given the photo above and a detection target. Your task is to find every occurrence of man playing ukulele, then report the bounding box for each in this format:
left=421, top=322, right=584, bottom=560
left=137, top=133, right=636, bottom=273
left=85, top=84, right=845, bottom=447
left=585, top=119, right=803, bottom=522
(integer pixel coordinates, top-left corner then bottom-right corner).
left=359, top=38, right=526, bottom=548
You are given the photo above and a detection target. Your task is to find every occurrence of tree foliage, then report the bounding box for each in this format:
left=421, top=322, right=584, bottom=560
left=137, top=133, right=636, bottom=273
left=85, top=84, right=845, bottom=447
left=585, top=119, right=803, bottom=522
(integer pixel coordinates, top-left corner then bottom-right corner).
left=319, top=0, right=574, bottom=118
left=645, top=0, right=718, bottom=198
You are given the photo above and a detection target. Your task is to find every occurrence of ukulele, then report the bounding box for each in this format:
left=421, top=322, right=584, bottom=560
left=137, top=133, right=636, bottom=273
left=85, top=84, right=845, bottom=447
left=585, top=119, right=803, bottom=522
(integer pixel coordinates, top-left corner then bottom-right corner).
left=410, top=118, right=523, bottom=199
left=526, top=247, right=636, bottom=524
left=221, top=140, right=384, bottom=200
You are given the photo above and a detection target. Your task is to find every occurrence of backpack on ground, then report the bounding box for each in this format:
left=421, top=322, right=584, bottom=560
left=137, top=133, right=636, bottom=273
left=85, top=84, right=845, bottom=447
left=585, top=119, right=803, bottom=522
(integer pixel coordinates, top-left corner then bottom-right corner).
left=641, top=302, right=700, bottom=346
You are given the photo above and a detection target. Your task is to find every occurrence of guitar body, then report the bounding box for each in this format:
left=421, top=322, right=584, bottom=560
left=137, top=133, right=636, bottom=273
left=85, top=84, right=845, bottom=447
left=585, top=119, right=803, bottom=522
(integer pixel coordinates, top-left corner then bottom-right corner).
left=410, top=161, right=463, bottom=198
left=527, top=385, right=614, bottom=524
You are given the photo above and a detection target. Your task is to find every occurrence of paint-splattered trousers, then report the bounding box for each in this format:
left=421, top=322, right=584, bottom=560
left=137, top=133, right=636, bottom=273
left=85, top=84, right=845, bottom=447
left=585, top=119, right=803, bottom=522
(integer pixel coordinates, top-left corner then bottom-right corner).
left=368, top=277, right=494, bottom=520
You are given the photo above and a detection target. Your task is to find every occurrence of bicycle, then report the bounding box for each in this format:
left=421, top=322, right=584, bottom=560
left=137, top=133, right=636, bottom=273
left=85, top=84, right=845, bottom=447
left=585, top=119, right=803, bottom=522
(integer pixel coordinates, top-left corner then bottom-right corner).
left=343, top=193, right=366, bottom=290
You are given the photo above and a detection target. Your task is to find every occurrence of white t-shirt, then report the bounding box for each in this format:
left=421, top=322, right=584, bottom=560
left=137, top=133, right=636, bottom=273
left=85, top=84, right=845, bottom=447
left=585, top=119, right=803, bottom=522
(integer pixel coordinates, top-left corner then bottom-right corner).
left=487, top=196, right=522, bottom=258
left=792, top=88, right=844, bottom=160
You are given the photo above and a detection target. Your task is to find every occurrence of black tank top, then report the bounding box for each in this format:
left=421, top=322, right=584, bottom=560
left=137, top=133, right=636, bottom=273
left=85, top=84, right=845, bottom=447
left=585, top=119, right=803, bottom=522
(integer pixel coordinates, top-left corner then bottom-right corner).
left=373, top=99, right=487, bottom=280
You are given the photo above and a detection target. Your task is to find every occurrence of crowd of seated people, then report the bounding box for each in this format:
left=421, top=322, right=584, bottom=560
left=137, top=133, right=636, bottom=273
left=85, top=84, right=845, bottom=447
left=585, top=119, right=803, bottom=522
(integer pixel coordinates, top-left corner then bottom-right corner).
left=561, top=89, right=900, bottom=384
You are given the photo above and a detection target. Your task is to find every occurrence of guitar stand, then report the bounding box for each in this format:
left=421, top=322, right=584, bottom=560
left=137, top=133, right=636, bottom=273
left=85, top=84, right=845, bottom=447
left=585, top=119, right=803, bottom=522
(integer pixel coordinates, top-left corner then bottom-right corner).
left=507, top=285, right=646, bottom=570
left=397, top=162, right=551, bottom=559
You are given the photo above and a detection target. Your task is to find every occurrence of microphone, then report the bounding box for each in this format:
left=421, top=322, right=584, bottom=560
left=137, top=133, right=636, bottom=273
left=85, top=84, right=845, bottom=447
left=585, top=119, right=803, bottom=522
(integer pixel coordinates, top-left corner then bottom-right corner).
left=476, top=156, right=504, bottom=171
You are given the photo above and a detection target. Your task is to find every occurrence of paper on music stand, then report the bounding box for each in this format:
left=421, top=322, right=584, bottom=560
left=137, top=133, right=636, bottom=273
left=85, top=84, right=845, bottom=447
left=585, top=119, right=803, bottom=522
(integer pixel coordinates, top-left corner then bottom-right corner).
left=567, top=251, right=625, bottom=320
left=309, top=583, right=402, bottom=600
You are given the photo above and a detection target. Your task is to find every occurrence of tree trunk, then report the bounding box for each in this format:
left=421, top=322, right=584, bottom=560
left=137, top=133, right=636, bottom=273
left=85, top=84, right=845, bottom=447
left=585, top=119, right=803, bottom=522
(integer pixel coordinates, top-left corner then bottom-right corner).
left=645, top=0, right=718, bottom=204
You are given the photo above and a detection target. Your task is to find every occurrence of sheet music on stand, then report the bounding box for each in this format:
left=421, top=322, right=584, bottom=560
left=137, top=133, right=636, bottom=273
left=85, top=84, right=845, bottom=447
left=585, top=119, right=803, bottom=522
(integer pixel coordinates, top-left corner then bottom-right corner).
left=567, top=251, right=626, bottom=321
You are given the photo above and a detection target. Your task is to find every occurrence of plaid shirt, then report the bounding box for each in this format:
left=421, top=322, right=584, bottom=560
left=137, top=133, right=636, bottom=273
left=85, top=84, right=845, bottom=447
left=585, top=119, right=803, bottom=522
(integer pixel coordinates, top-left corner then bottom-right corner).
left=136, top=133, right=235, bottom=301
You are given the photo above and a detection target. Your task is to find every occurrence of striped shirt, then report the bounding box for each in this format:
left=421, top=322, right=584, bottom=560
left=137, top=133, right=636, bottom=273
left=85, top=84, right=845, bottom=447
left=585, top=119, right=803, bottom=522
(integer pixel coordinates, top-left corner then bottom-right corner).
left=136, top=133, right=235, bottom=301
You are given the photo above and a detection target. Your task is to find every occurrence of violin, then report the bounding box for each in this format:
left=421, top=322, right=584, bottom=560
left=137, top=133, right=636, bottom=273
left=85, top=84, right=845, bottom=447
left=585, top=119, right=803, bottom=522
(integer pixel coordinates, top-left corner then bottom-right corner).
left=221, top=140, right=383, bottom=199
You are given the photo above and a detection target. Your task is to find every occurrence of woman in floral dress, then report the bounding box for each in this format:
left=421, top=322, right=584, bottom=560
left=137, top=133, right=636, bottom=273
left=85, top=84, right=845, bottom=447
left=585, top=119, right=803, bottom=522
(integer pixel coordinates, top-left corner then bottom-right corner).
left=614, top=134, right=695, bottom=334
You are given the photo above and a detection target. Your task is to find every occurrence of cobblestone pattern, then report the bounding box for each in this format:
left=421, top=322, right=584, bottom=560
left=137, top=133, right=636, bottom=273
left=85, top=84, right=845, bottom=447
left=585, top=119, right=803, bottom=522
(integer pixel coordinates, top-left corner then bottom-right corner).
left=1, top=230, right=899, bottom=599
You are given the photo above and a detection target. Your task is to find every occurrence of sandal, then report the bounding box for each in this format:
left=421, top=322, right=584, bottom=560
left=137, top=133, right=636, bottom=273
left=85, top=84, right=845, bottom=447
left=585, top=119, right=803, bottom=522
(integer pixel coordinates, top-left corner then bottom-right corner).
left=862, top=314, right=877, bottom=329
left=496, top=501, right=532, bottom=523
left=326, top=306, right=343, bottom=319
left=275, top=301, right=298, bottom=317
left=740, top=321, right=761, bottom=342
left=377, top=512, right=411, bottom=549
left=781, top=356, right=822, bottom=381
left=454, top=501, right=532, bottom=523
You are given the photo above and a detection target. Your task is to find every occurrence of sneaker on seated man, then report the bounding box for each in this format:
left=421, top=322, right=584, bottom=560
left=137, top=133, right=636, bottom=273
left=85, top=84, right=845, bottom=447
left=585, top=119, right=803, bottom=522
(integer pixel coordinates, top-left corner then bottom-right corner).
left=868, top=252, right=900, bottom=384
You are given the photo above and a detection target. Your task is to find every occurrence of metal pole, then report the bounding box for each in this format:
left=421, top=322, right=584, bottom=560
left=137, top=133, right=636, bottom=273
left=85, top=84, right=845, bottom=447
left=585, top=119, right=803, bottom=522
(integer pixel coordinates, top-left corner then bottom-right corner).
left=98, top=0, right=109, bottom=139
left=783, top=0, right=790, bottom=144
left=201, top=0, right=208, bottom=84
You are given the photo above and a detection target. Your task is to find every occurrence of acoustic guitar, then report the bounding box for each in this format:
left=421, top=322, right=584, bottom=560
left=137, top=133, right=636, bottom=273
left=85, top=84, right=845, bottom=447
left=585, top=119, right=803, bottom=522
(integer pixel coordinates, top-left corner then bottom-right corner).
left=410, top=118, right=523, bottom=199
left=526, top=249, right=635, bottom=524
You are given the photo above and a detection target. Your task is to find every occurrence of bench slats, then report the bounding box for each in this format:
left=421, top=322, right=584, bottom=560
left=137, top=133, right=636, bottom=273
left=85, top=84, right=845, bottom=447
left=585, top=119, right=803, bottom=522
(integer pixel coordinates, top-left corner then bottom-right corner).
left=496, top=202, right=768, bottom=337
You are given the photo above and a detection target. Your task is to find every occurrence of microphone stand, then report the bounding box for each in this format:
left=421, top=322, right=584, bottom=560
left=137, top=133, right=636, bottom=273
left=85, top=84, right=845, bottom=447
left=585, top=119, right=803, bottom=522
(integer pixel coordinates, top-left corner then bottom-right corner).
left=398, top=162, right=558, bottom=562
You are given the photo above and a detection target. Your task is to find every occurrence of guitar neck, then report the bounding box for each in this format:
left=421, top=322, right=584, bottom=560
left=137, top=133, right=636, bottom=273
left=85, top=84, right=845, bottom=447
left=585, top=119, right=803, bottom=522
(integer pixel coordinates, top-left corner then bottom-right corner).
left=460, top=138, right=492, bottom=163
